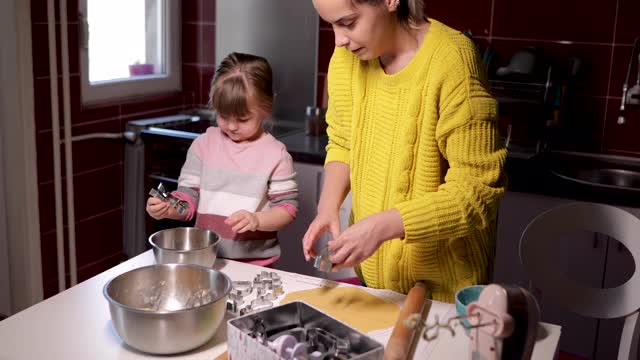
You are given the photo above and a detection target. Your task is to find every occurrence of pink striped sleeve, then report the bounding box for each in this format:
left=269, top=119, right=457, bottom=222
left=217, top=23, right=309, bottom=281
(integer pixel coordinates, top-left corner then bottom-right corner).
left=172, top=190, right=198, bottom=221
left=273, top=203, right=298, bottom=218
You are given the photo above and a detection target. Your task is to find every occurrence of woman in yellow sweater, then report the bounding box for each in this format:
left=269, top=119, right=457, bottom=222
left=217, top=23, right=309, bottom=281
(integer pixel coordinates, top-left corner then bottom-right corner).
left=302, top=0, right=507, bottom=303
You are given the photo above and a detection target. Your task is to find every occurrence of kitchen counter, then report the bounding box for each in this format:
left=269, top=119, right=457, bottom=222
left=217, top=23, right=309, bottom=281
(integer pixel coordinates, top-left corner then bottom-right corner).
left=277, top=131, right=327, bottom=164
left=0, top=250, right=561, bottom=359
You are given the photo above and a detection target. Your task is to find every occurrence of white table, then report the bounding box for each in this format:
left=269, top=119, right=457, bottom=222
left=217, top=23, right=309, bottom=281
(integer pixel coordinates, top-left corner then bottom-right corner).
left=0, top=251, right=561, bottom=359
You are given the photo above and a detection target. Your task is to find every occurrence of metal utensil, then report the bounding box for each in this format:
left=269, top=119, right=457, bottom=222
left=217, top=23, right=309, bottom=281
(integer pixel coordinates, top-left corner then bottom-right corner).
left=149, top=227, right=221, bottom=267
left=149, top=182, right=188, bottom=215
left=103, top=263, right=232, bottom=354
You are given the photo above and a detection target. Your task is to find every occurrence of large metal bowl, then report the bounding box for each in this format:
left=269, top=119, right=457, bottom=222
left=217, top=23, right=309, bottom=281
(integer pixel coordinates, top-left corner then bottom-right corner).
left=103, top=263, right=231, bottom=354
left=149, top=227, right=221, bottom=267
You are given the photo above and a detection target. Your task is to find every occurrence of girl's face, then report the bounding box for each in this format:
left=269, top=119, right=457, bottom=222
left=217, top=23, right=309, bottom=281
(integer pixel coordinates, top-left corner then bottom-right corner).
left=216, top=97, right=266, bottom=143
left=313, top=0, right=394, bottom=60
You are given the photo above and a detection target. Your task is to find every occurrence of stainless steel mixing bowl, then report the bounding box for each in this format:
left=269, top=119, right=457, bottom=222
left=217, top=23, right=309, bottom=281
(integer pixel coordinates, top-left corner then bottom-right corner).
left=149, top=227, right=221, bottom=267
left=103, top=263, right=231, bottom=354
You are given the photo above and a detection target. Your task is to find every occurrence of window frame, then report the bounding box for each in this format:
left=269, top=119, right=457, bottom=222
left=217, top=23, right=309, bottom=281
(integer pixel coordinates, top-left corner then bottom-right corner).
left=78, top=0, right=181, bottom=105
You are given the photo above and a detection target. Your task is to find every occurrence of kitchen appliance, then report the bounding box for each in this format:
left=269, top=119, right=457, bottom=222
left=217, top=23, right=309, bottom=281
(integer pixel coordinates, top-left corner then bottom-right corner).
left=404, top=284, right=540, bottom=360
left=103, top=263, right=232, bottom=354
left=216, top=0, right=319, bottom=123
left=148, top=227, right=221, bottom=267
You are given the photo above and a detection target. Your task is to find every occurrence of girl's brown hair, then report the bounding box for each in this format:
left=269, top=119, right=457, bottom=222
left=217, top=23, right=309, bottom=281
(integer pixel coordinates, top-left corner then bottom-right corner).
left=354, top=0, right=426, bottom=29
left=209, top=52, right=274, bottom=118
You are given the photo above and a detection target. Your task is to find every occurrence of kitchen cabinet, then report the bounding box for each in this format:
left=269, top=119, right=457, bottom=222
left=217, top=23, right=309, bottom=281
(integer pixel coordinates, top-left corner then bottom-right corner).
left=275, top=162, right=355, bottom=280
left=495, top=191, right=639, bottom=359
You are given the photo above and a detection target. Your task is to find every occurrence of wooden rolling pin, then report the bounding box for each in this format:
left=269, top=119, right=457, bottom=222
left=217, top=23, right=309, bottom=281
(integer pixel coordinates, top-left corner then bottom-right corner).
left=384, top=281, right=427, bottom=360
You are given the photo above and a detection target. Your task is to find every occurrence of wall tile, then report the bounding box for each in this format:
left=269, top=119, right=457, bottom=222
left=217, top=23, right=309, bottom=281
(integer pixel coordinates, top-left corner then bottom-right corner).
left=31, top=0, right=78, bottom=24
left=182, top=0, right=199, bottom=22
left=319, top=17, right=331, bottom=30
left=182, top=24, right=200, bottom=64
left=74, top=209, right=123, bottom=268
left=62, top=24, right=79, bottom=75
left=182, top=64, right=201, bottom=104
left=120, top=94, right=184, bottom=115
left=609, top=45, right=635, bottom=98
left=490, top=40, right=612, bottom=97
left=36, top=131, right=56, bottom=183
left=71, top=120, right=123, bottom=173
left=43, top=252, right=124, bottom=299
left=602, top=99, right=640, bottom=154
left=201, top=0, right=216, bottom=23
left=31, top=23, right=50, bottom=78
left=30, top=23, right=80, bottom=78
left=40, top=230, right=68, bottom=286
left=38, top=182, right=66, bottom=234
left=202, top=24, right=216, bottom=65
left=72, top=165, right=122, bottom=222
left=122, top=107, right=187, bottom=122
left=318, top=29, right=334, bottom=74
left=316, top=74, right=327, bottom=108
left=78, top=104, right=119, bottom=124
left=550, top=96, right=606, bottom=152
left=200, top=66, right=215, bottom=105
left=426, top=0, right=492, bottom=35
left=492, top=0, right=616, bottom=43
left=615, top=0, right=640, bottom=45
left=34, top=78, right=53, bottom=132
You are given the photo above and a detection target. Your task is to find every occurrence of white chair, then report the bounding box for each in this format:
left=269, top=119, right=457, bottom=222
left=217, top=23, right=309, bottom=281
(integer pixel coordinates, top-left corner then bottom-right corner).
left=519, top=202, right=640, bottom=360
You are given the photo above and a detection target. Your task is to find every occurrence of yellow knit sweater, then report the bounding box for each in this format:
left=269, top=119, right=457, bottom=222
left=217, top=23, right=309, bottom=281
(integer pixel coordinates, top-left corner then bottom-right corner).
left=324, top=19, right=507, bottom=303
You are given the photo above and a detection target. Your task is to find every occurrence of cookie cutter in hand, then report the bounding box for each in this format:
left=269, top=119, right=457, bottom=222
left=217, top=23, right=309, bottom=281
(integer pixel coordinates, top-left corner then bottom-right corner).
left=149, top=182, right=188, bottom=215
left=313, top=246, right=333, bottom=272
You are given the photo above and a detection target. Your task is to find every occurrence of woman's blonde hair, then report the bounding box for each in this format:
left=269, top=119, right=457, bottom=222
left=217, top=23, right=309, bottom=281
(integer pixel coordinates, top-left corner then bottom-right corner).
left=354, top=0, right=426, bottom=29
left=209, top=52, right=274, bottom=118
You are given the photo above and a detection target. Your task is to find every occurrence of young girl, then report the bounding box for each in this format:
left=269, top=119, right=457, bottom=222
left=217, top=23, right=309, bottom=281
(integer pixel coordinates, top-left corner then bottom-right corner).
left=147, top=52, right=298, bottom=267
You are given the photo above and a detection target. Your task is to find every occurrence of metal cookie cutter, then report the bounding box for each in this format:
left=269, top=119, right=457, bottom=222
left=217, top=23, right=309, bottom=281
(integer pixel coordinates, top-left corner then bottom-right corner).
left=313, top=247, right=333, bottom=272
left=149, top=182, right=188, bottom=215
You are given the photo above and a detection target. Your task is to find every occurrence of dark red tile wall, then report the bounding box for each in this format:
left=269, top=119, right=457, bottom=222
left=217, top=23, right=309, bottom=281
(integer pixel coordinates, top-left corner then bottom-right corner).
left=31, top=0, right=215, bottom=298
left=315, top=0, right=640, bottom=155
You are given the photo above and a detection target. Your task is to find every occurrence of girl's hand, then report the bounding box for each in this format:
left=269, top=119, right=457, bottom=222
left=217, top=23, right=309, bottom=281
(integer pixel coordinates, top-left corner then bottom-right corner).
left=328, top=209, right=404, bottom=271
left=302, top=211, right=341, bottom=261
left=225, top=210, right=260, bottom=233
left=146, top=197, right=170, bottom=220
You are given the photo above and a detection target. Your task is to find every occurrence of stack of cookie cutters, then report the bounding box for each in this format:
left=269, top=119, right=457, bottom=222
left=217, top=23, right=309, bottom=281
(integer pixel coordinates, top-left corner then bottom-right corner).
left=227, top=271, right=285, bottom=316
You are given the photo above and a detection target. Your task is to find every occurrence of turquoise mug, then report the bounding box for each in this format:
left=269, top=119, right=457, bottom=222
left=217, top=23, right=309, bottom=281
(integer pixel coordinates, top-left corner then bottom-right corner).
left=454, top=285, right=487, bottom=334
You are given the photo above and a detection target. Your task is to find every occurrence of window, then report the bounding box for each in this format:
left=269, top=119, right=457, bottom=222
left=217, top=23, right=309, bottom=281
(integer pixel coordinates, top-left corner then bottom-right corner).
left=79, top=0, right=180, bottom=104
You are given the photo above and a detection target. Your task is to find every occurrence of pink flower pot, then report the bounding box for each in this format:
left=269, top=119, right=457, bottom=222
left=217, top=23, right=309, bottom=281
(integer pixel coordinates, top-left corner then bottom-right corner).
left=129, top=63, right=154, bottom=76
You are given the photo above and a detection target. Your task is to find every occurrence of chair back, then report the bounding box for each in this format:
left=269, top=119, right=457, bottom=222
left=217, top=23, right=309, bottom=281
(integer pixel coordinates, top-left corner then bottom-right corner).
left=519, top=202, right=640, bottom=359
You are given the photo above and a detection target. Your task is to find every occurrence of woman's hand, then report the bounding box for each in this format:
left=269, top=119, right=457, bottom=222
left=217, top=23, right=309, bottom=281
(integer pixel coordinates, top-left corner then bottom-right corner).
left=146, top=197, right=170, bottom=220
left=302, top=211, right=341, bottom=261
left=225, top=210, right=260, bottom=233
left=328, top=209, right=405, bottom=271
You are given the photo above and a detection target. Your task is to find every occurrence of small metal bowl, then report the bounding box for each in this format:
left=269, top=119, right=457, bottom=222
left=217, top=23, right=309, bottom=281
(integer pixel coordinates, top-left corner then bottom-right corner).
left=103, top=263, right=232, bottom=354
left=149, top=227, right=221, bottom=267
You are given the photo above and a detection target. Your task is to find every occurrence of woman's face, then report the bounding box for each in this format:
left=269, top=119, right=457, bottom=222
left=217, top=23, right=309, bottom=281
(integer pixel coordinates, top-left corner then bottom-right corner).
left=313, top=0, right=394, bottom=60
